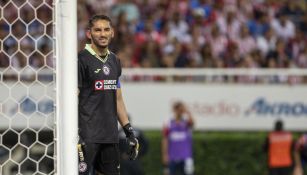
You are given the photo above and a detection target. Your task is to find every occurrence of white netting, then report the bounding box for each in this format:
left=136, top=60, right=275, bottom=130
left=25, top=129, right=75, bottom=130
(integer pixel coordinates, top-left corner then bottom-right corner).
left=0, top=0, right=55, bottom=174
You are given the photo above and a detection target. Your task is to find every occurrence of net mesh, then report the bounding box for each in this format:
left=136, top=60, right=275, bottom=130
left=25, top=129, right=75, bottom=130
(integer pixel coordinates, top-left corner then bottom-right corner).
left=0, top=0, right=55, bottom=174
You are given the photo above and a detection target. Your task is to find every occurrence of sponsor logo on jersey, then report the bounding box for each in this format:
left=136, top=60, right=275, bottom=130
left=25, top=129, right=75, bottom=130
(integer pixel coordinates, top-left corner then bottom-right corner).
left=94, top=68, right=101, bottom=73
left=94, top=80, right=118, bottom=91
left=95, top=80, right=104, bottom=90
left=103, top=65, right=110, bottom=75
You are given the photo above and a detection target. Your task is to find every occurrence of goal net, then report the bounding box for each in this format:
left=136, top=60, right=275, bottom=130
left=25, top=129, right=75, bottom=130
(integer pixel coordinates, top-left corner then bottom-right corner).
left=0, top=0, right=55, bottom=175
left=1, top=0, right=78, bottom=174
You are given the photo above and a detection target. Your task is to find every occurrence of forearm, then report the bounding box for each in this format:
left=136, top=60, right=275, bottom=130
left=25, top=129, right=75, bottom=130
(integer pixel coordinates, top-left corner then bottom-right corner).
left=161, top=137, right=168, bottom=164
left=116, top=89, right=129, bottom=127
left=186, top=110, right=194, bottom=127
left=117, top=98, right=129, bottom=127
left=294, top=150, right=302, bottom=167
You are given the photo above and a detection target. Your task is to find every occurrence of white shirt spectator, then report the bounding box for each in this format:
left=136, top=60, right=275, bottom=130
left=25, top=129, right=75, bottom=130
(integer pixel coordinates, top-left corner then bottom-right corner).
left=295, top=48, right=307, bottom=68
left=216, top=11, right=241, bottom=40
left=271, top=17, right=295, bottom=41
left=236, top=37, right=256, bottom=56
left=207, top=35, right=228, bottom=58
left=168, top=20, right=189, bottom=43
left=256, top=37, right=277, bottom=57
left=235, top=25, right=256, bottom=56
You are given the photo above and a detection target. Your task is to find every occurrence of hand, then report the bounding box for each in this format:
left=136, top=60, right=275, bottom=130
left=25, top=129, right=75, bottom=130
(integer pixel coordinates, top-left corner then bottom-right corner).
left=123, top=123, right=139, bottom=160
left=293, top=165, right=303, bottom=175
left=127, top=136, right=139, bottom=160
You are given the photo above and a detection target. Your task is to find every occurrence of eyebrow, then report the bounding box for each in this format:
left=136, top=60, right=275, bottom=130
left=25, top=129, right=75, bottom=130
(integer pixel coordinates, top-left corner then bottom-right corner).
left=93, top=26, right=111, bottom=30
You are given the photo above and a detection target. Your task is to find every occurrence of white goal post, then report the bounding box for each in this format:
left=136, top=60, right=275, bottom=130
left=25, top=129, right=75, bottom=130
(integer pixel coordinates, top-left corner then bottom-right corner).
left=55, top=0, right=78, bottom=175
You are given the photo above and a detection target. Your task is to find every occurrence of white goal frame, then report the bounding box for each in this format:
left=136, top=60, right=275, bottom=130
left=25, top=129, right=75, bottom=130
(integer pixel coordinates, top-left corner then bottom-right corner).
left=55, top=0, right=78, bottom=174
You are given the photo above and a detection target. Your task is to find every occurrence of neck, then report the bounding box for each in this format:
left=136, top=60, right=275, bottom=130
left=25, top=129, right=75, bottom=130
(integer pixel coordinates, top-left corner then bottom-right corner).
left=91, top=44, right=108, bottom=56
left=175, top=114, right=182, bottom=120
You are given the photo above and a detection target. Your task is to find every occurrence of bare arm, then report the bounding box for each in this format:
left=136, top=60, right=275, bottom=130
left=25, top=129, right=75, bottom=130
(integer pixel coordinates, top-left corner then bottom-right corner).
left=117, top=88, right=129, bottom=127
left=294, top=150, right=302, bottom=167
left=161, top=133, right=169, bottom=165
left=293, top=149, right=303, bottom=175
left=183, top=105, right=194, bottom=127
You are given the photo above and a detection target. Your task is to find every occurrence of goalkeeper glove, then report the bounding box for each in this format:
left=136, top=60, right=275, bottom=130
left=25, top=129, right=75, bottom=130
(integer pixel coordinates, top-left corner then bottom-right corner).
left=123, top=123, right=139, bottom=160
left=77, top=136, right=88, bottom=173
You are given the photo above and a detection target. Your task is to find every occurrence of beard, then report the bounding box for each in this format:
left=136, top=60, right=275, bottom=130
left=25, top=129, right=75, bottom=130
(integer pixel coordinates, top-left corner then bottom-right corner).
left=91, top=34, right=109, bottom=49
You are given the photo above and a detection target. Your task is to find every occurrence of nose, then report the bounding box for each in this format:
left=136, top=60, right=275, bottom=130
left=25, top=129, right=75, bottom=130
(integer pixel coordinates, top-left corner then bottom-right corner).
left=100, top=30, right=109, bottom=38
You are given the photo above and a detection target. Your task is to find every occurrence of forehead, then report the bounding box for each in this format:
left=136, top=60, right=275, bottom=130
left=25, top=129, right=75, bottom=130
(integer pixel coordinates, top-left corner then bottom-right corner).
left=91, top=19, right=112, bottom=29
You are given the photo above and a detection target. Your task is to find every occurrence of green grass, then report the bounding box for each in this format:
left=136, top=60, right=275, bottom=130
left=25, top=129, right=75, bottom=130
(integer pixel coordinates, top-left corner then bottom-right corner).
left=139, top=131, right=301, bottom=175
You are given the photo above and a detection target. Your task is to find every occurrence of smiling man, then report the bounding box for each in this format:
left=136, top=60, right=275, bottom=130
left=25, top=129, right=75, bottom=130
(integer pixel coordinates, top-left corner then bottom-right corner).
left=78, top=15, right=139, bottom=175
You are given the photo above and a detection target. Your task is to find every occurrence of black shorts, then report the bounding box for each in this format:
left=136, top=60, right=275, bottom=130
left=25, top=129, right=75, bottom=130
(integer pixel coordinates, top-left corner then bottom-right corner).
left=269, top=166, right=293, bottom=175
left=79, top=143, right=120, bottom=175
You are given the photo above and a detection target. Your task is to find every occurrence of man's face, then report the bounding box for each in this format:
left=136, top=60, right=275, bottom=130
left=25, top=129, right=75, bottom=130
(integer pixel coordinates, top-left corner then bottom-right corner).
left=87, top=19, right=114, bottom=48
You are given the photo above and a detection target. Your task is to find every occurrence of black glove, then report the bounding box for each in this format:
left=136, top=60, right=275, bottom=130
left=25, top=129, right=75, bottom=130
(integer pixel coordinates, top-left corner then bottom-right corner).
left=123, top=123, right=139, bottom=160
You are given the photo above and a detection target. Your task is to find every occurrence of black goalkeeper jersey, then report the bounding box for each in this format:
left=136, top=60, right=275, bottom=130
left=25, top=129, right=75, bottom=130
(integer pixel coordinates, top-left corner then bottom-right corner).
left=78, top=45, right=121, bottom=143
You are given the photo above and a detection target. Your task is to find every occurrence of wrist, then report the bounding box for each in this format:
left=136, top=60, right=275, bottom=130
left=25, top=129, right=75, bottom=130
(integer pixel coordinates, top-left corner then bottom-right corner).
left=123, top=123, right=135, bottom=138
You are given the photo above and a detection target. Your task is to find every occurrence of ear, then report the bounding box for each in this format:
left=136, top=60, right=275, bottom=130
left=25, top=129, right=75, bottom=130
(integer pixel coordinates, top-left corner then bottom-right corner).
left=86, top=30, right=91, bottom=40
left=111, top=28, right=114, bottom=38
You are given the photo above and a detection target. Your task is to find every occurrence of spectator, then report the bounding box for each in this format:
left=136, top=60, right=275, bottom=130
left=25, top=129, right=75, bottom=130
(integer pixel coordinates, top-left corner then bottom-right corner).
left=246, top=9, right=270, bottom=37
left=263, top=120, right=294, bottom=175
left=206, top=23, right=228, bottom=58
left=256, top=27, right=277, bottom=57
left=223, top=41, right=241, bottom=68
left=295, top=47, right=307, bottom=68
left=293, top=133, right=307, bottom=175
left=216, top=10, right=241, bottom=40
left=271, top=13, right=295, bottom=42
left=162, top=101, right=194, bottom=175
left=111, top=0, right=140, bottom=26
left=266, top=38, right=291, bottom=68
left=138, top=39, right=161, bottom=67
left=288, top=28, right=306, bottom=61
left=199, top=43, right=218, bottom=68
left=279, top=0, right=305, bottom=26
left=235, top=25, right=257, bottom=56
left=168, top=11, right=189, bottom=43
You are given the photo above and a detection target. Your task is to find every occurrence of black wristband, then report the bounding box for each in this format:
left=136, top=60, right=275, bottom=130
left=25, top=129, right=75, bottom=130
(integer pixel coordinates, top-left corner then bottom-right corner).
left=123, top=123, right=135, bottom=138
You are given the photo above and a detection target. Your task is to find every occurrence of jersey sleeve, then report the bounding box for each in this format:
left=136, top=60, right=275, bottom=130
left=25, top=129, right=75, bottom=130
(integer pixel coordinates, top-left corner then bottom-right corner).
left=117, top=57, right=122, bottom=77
left=116, top=56, right=122, bottom=88
left=78, top=57, right=87, bottom=89
left=162, top=122, right=170, bottom=137
left=117, top=80, right=121, bottom=88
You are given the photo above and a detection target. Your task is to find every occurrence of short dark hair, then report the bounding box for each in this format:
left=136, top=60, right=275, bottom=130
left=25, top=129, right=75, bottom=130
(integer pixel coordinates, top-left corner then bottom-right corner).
left=274, top=119, right=283, bottom=131
left=173, top=101, right=183, bottom=110
left=88, top=14, right=112, bottom=29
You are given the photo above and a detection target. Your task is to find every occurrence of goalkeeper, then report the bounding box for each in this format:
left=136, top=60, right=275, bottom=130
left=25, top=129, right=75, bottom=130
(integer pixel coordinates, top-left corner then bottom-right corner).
left=78, top=14, right=139, bottom=175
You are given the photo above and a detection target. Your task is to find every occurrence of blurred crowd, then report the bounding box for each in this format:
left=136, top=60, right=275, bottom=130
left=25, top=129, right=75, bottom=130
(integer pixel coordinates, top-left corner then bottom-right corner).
left=1, top=0, right=307, bottom=83
left=76, top=0, right=307, bottom=69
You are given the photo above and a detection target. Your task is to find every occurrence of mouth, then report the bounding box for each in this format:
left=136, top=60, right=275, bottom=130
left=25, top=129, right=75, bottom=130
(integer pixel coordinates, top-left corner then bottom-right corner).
left=100, top=37, right=108, bottom=41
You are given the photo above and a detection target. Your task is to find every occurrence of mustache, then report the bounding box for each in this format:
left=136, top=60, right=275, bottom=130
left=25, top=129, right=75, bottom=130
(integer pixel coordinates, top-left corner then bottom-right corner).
left=90, top=33, right=108, bottom=40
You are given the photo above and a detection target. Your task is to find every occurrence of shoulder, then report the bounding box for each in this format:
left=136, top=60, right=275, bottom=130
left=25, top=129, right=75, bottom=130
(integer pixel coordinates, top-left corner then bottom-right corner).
left=78, top=49, right=90, bottom=60
left=109, top=51, right=122, bottom=68
left=109, top=51, right=120, bottom=62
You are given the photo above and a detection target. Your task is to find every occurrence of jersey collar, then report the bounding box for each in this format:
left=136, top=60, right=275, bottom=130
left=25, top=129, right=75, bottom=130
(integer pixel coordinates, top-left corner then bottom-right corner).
left=85, top=44, right=110, bottom=63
